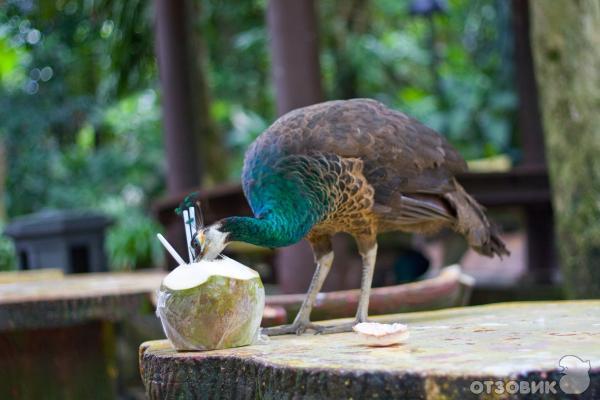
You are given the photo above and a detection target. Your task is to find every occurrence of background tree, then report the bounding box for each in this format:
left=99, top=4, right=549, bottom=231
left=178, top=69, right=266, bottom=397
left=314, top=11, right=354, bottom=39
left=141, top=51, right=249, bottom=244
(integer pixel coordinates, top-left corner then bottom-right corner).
left=531, top=0, right=600, bottom=298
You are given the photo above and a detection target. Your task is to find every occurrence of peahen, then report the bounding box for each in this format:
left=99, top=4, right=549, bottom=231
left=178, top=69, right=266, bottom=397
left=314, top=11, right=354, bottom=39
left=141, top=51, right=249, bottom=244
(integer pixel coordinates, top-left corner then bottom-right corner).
left=192, top=99, right=509, bottom=335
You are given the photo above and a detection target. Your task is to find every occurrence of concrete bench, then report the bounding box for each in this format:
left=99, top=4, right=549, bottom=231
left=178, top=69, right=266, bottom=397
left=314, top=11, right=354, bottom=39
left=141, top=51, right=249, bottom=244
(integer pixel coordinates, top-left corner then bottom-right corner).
left=0, top=270, right=165, bottom=399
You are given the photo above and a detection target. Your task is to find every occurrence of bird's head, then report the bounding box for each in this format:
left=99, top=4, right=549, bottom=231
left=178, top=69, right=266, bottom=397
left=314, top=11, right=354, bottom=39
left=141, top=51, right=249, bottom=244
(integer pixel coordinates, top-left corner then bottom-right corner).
left=191, top=223, right=230, bottom=261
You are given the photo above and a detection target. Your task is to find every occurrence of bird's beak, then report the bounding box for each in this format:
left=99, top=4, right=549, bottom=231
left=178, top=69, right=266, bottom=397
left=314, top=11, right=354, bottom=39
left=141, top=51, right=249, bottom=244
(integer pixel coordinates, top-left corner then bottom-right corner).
left=193, top=246, right=205, bottom=262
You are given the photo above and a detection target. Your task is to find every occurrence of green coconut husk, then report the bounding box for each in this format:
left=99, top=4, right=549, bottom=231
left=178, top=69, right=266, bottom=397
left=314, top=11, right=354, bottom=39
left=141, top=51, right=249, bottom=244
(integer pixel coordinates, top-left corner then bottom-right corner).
left=157, top=257, right=265, bottom=351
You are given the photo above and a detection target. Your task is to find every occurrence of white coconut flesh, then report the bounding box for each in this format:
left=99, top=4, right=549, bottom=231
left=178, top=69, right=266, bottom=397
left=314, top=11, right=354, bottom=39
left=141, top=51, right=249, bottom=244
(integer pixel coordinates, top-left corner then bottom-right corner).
left=353, top=322, right=410, bottom=346
left=163, top=257, right=260, bottom=290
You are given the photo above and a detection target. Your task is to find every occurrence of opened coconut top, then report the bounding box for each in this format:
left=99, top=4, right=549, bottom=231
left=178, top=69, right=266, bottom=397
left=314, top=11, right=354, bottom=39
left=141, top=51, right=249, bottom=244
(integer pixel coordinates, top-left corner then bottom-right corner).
left=163, top=257, right=259, bottom=291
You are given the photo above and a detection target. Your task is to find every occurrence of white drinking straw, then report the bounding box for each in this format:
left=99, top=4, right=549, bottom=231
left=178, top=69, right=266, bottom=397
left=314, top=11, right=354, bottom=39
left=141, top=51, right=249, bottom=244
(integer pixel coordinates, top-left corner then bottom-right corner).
left=182, top=209, right=194, bottom=263
left=156, top=233, right=186, bottom=265
left=188, top=206, right=198, bottom=256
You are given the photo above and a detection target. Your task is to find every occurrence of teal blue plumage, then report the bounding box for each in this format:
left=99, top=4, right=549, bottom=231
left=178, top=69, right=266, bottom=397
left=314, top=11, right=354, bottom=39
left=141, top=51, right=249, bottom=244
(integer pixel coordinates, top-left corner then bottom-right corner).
left=222, top=152, right=332, bottom=247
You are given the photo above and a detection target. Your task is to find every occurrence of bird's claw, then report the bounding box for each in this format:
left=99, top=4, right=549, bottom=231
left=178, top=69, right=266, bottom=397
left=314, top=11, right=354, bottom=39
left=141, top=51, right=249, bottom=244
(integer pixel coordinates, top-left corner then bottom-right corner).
left=262, top=321, right=324, bottom=336
left=313, top=321, right=357, bottom=334
left=264, top=318, right=372, bottom=336
left=313, top=317, right=372, bottom=334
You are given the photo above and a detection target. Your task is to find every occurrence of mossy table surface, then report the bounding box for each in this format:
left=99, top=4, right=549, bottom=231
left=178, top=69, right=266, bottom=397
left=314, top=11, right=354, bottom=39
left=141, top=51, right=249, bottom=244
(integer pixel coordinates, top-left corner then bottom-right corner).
left=140, top=300, right=600, bottom=399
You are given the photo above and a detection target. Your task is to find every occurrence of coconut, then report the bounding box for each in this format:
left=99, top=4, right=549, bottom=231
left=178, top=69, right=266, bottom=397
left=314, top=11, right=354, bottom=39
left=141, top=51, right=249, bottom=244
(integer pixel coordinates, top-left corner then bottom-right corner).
left=156, top=257, right=265, bottom=351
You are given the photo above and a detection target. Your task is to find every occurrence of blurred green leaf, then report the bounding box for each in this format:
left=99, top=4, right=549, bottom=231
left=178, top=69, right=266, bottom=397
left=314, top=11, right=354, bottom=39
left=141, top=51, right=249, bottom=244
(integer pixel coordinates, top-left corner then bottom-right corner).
left=105, top=206, right=164, bottom=271
left=0, top=232, right=17, bottom=272
left=0, top=36, right=21, bottom=84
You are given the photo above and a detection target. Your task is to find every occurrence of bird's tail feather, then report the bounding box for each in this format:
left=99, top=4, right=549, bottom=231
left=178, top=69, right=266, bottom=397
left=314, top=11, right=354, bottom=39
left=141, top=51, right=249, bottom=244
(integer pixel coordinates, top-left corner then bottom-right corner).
left=444, top=179, right=510, bottom=258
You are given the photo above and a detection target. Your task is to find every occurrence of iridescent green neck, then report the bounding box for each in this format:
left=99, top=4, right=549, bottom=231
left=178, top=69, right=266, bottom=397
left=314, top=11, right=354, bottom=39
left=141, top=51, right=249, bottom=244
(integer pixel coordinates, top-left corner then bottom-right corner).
left=219, top=214, right=311, bottom=248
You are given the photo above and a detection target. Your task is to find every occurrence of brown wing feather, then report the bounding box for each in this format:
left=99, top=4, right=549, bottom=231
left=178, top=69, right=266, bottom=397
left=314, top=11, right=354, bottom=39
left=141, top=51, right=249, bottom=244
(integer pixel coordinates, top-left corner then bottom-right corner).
left=247, top=98, right=467, bottom=206
left=244, top=98, right=509, bottom=258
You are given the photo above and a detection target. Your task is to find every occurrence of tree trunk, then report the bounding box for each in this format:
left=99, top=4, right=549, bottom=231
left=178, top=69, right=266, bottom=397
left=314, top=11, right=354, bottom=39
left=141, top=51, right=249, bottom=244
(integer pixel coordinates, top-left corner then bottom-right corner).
left=530, top=0, right=600, bottom=297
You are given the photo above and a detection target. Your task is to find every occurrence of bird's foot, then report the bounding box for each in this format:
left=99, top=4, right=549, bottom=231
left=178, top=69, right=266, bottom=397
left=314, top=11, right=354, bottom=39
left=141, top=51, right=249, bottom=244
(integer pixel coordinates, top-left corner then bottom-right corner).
left=263, top=316, right=374, bottom=336
left=262, top=321, right=325, bottom=336
left=314, top=317, right=372, bottom=335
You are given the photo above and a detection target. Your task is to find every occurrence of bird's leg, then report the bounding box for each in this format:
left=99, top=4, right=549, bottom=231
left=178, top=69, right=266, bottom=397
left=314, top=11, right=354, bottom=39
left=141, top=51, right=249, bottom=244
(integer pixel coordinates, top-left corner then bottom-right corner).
left=318, top=238, right=378, bottom=334
left=355, top=241, right=377, bottom=323
left=263, top=237, right=333, bottom=336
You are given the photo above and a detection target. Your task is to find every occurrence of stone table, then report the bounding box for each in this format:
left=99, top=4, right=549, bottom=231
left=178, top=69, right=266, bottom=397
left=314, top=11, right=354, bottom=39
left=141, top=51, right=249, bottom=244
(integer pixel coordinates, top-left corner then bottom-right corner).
left=140, top=301, right=600, bottom=399
left=0, top=270, right=165, bottom=400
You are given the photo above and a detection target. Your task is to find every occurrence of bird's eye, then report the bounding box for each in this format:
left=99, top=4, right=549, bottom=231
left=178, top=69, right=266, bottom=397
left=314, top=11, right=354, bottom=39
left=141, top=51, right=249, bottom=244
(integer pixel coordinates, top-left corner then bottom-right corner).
left=190, top=232, right=205, bottom=252
left=191, top=234, right=200, bottom=250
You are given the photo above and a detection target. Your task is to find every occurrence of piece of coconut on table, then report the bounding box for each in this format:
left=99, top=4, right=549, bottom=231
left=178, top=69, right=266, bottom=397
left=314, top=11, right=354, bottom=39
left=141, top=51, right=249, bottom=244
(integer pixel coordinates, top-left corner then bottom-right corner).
left=353, top=322, right=410, bottom=347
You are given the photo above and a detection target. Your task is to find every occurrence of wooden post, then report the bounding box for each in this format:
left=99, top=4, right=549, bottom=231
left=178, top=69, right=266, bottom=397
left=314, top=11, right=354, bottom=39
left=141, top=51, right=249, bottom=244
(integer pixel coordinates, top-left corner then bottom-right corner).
left=512, top=0, right=546, bottom=167
left=267, top=0, right=323, bottom=116
left=266, top=0, right=326, bottom=293
left=154, top=0, right=203, bottom=194
left=154, top=0, right=213, bottom=266
left=511, top=0, right=556, bottom=283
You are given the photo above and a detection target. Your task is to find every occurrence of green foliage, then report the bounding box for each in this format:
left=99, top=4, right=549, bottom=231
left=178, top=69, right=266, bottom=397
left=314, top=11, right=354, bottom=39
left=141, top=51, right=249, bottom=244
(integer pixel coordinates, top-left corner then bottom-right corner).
left=199, top=0, right=272, bottom=180
left=200, top=0, right=518, bottom=173
left=0, top=0, right=518, bottom=269
left=105, top=205, right=164, bottom=271
left=0, top=231, right=17, bottom=271
left=318, top=0, right=517, bottom=160
left=0, top=2, right=162, bottom=270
